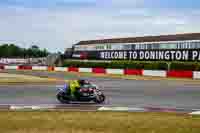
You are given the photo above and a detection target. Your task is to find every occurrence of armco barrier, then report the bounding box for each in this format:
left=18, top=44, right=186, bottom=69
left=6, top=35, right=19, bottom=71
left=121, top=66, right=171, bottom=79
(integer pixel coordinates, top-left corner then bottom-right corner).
left=1, top=65, right=200, bottom=80
left=193, top=71, right=200, bottom=79
left=124, top=69, right=143, bottom=75
left=167, top=70, right=193, bottom=78
left=106, top=69, right=124, bottom=75
left=92, top=68, right=106, bottom=74
left=143, top=70, right=166, bottom=77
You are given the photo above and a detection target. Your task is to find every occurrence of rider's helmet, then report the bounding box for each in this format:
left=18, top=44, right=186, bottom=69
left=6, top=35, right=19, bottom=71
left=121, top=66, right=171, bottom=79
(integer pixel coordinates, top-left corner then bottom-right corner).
left=78, top=79, right=90, bottom=86
left=78, top=79, right=86, bottom=86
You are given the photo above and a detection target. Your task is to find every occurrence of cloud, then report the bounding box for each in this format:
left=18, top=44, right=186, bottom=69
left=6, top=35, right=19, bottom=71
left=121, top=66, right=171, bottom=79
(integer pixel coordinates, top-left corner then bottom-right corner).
left=0, top=1, right=200, bottom=52
left=107, top=0, right=144, bottom=7
left=0, top=0, right=97, bottom=8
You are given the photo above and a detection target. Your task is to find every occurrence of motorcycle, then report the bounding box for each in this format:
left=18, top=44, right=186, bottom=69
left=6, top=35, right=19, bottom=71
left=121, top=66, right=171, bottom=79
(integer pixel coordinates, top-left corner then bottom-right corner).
left=56, top=84, right=106, bottom=104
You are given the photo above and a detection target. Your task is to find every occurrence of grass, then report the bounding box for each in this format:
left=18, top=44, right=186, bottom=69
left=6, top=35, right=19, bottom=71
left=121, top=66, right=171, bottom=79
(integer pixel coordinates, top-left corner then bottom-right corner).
left=0, top=111, right=199, bottom=133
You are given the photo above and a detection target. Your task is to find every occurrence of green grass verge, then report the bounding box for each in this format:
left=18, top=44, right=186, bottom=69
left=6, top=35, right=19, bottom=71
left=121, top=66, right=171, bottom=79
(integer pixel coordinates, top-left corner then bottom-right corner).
left=0, top=111, right=199, bottom=133
left=63, top=60, right=200, bottom=71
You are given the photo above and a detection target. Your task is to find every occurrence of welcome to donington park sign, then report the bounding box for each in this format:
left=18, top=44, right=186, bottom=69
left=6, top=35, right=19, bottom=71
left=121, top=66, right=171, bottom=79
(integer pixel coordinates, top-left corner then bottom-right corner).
left=72, top=49, right=200, bottom=61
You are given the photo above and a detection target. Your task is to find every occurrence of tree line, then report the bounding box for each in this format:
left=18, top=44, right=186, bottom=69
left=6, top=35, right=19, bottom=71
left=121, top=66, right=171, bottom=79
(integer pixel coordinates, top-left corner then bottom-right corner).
left=0, top=44, right=50, bottom=58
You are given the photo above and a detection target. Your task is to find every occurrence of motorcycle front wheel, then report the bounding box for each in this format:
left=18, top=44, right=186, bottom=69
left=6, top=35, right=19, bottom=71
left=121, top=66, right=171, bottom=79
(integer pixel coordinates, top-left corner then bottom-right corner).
left=94, top=94, right=105, bottom=104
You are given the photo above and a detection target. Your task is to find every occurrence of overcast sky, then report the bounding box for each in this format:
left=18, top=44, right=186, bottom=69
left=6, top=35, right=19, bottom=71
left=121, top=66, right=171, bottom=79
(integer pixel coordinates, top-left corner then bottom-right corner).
left=0, top=0, right=200, bottom=52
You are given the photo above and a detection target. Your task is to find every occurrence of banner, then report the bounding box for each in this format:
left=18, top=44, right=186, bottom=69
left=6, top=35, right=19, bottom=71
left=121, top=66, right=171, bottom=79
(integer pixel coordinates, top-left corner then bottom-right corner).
left=0, top=58, right=47, bottom=65
left=72, top=49, right=200, bottom=61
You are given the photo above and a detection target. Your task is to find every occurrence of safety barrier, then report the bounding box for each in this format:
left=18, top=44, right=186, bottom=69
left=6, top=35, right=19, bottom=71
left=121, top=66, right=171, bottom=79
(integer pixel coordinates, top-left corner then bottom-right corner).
left=106, top=69, right=124, bottom=75
left=18, top=65, right=32, bottom=70
left=143, top=70, right=166, bottom=77
left=92, top=68, right=106, bottom=74
left=79, top=68, right=92, bottom=73
left=0, top=65, right=199, bottom=79
left=48, top=67, right=54, bottom=71
left=124, top=69, right=143, bottom=75
left=4, top=65, right=18, bottom=70
left=193, top=71, right=200, bottom=79
left=167, top=70, right=193, bottom=78
left=0, top=66, right=4, bottom=70
left=32, top=66, right=47, bottom=71
left=68, top=67, right=79, bottom=72
left=54, top=67, right=67, bottom=72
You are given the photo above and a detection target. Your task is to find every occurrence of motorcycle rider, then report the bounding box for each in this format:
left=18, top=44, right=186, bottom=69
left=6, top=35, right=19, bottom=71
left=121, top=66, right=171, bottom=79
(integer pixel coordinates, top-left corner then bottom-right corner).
left=64, top=79, right=90, bottom=98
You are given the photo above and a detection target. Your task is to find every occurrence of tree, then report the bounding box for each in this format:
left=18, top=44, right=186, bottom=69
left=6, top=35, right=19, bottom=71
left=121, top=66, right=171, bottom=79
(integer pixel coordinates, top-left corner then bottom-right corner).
left=8, top=44, right=22, bottom=57
left=0, top=44, right=8, bottom=57
left=31, top=45, right=39, bottom=50
left=0, top=43, right=50, bottom=58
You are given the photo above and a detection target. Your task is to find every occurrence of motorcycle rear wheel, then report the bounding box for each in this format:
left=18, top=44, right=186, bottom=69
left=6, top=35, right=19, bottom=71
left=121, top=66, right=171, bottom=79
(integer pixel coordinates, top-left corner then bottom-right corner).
left=57, top=92, right=70, bottom=104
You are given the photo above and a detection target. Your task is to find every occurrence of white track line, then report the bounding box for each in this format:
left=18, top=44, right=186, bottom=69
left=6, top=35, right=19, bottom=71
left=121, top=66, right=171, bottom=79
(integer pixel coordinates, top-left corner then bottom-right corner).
left=189, top=111, right=200, bottom=115
left=1, top=104, right=200, bottom=114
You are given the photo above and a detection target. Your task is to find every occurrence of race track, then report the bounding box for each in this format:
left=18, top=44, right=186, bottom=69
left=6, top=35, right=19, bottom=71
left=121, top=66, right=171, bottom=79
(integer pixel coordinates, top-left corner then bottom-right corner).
left=1, top=70, right=200, bottom=111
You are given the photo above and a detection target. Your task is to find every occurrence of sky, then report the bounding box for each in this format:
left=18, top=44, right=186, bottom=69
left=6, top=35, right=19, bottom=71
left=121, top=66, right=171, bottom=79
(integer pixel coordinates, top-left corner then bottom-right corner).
left=0, top=0, right=200, bottom=52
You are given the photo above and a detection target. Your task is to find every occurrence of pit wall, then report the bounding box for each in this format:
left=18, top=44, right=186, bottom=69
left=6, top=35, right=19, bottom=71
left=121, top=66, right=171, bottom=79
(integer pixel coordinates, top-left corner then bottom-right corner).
left=0, top=65, right=199, bottom=79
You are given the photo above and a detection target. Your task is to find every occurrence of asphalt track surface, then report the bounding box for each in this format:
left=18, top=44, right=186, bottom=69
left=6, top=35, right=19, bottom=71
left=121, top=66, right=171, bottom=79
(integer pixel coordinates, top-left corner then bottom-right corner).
left=0, top=70, right=200, bottom=111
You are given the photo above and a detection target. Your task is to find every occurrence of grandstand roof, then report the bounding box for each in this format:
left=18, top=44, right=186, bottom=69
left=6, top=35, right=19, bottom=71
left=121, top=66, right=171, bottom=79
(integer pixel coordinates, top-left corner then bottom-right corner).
left=75, top=33, right=200, bottom=45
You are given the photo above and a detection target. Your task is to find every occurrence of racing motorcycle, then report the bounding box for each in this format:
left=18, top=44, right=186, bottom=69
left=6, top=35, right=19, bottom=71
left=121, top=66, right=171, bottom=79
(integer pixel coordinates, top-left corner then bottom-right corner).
left=56, top=84, right=105, bottom=104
